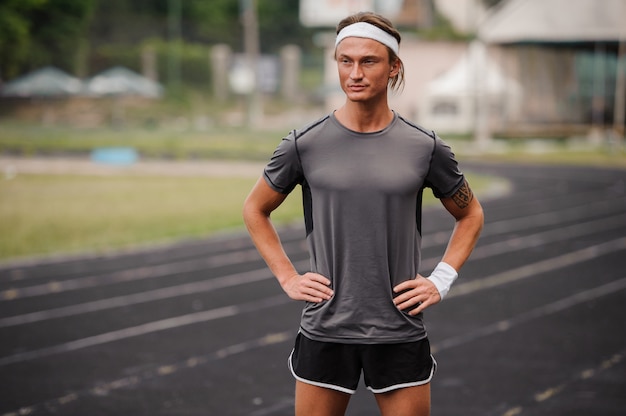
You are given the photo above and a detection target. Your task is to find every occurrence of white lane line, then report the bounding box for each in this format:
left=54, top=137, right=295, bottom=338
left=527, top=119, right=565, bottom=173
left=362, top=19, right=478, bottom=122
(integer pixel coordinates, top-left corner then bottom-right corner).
left=2, top=237, right=625, bottom=367
left=2, top=195, right=624, bottom=299
left=248, top=397, right=296, bottom=416
left=0, top=265, right=284, bottom=327
left=0, top=294, right=290, bottom=367
left=497, top=351, right=625, bottom=415
left=468, top=213, right=623, bottom=261
left=0, top=248, right=266, bottom=300
left=2, top=213, right=620, bottom=328
left=1, top=220, right=624, bottom=330
left=0, top=330, right=294, bottom=416
left=433, top=276, right=626, bottom=353
left=4, top=278, right=625, bottom=416
left=449, top=237, right=626, bottom=298
left=480, top=196, right=626, bottom=238
left=419, top=195, right=626, bottom=251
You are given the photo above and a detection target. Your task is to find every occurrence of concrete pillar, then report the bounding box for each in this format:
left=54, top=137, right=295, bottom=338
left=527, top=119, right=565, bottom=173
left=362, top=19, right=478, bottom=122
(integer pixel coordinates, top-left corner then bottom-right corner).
left=141, top=45, right=158, bottom=82
left=613, top=36, right=626, bottom=149
left=211, top=44, right=232, bottom=101
left=280, top=44, right=301, bottom=103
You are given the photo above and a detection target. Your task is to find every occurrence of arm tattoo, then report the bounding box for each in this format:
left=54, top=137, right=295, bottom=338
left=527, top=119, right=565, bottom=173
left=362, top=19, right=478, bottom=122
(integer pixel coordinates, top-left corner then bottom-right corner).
left=451, top=179, right=474, bottom=209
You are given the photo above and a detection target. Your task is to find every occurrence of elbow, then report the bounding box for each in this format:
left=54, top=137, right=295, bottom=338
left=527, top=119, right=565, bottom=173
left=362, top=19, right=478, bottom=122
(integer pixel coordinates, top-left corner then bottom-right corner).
left=242, top=196, right=271, bottom=231
left=460, top=199, right=484, bottom=236
left=473, top=198, right=485, bottom=224
left=474, top=203, right=485, bottom=236
left=242, top=197, right=257, bottom=229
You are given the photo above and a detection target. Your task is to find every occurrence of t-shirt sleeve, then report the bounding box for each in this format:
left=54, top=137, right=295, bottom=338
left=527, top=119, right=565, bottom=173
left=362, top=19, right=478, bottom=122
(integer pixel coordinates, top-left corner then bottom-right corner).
left=424, top=135, right=465, bottom=199
left=263, top=131, right=304, bottom=194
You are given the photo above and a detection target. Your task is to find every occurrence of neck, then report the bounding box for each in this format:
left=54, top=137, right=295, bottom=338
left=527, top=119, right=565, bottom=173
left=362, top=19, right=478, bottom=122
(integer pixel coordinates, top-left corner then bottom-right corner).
left=335, top=100, right=394, bottom=133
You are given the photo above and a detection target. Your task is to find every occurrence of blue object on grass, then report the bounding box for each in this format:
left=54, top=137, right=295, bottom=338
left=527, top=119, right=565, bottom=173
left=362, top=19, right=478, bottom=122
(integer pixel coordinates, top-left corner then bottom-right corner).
left=91, top=147, right=138, bottom=165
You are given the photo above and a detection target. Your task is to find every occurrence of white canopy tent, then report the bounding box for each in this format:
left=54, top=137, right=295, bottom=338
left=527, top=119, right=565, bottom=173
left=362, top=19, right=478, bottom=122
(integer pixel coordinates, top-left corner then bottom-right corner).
left=419, top=41, right=521, bottom=134
left=1, top=66, right=83, bottom=97
left=85, top=66, right=163, bottom=98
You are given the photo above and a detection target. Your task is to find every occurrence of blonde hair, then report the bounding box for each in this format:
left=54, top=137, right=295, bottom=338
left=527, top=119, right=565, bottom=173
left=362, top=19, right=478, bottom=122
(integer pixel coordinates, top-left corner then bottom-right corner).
left=335, top=12, right=405, bottom=92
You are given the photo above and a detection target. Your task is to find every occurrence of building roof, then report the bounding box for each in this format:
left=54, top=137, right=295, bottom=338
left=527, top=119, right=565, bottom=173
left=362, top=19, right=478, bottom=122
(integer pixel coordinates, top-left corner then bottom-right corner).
left=479, top=0, right=626, bottom=43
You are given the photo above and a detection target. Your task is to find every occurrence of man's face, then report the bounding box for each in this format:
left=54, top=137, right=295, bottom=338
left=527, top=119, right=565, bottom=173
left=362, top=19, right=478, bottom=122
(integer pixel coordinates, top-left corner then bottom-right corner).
left=335, top=36, right=399, bottom=104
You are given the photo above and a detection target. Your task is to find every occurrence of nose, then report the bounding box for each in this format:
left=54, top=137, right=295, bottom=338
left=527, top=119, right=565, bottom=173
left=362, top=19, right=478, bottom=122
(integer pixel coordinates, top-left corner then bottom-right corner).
left=350, top=63, right=363, bottom=80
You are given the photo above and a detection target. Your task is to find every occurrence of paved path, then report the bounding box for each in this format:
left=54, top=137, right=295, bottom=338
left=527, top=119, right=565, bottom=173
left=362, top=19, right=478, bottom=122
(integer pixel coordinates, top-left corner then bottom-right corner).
left=0, top=162, right=625, bottom=415
left=0, top=156, right=267, bottom=178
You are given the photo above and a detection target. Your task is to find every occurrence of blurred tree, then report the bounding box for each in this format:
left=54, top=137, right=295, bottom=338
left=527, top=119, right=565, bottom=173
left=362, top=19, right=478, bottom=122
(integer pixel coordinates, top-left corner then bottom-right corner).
left=0, top=0, right=323, bottom=82
left=90, top=0, right=169, bottom=46
left=189, top=0, right=315, bottom=53
left=257, top=0, right=316, bottom=53
left=0, top=0, right=47, bottom=79
left=187, top=0, right=240, bottom=48
left=28, top=0, right=95, bottom=74
left=0, top=0, right=94, bottom=79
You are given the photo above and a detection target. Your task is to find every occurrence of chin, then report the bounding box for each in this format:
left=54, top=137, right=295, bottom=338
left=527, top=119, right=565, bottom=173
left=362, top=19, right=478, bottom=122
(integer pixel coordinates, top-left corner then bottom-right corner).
left=344, top=91, right=369, bottom=102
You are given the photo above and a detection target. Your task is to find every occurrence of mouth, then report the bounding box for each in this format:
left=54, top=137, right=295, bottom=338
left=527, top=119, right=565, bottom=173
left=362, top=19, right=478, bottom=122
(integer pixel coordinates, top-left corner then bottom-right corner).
left=348, top=84, right=366, bottom=92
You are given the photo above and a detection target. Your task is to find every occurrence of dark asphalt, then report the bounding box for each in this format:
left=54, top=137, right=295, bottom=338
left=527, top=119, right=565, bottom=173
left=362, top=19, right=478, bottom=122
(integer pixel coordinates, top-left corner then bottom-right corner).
left=1, top=162, right=625, bottom=415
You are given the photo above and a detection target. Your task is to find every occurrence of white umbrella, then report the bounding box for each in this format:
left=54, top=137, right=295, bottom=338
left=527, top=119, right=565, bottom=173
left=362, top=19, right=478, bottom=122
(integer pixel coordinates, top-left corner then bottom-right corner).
left=1, top=66, right=83, bottom=97
left=85, top=66, right=163, bottom=98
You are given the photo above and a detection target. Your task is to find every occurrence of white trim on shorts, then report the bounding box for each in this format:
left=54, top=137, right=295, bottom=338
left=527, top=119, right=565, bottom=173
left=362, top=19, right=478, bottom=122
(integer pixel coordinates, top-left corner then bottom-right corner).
left=287, top=349, right=437, bottom=395
left=365, top=355, right=437, bottom=394
left=288, top=349, right=358, bottom=394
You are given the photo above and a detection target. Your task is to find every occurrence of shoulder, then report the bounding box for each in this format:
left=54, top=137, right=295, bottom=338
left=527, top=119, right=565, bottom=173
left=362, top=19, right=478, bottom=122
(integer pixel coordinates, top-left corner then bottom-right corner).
left=395, top=113, right=436, bottom=140
left=291, top=114, right=332, bottom=141
left=394, top=113, right=457, bottom=157
left=268, top=113, right=332, bottom=165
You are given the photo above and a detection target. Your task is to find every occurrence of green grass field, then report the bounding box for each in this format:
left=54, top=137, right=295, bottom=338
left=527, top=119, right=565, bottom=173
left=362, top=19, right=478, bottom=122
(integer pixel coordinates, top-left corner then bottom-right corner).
left=0, top=122, right=289, bottom=161
left=0, top=170, right=498, bottom=261
left=0, top=174, right=300, bottom=260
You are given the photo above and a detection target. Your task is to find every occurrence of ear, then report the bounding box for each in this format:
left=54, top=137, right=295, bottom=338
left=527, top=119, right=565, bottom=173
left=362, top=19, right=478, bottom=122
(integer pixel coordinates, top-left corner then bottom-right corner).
left=389, top=58, right=401, bottom=78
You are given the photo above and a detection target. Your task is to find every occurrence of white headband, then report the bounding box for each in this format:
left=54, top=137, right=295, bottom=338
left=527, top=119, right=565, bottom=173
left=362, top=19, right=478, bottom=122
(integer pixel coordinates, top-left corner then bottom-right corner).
left=335, top=22, right=399, bottom=55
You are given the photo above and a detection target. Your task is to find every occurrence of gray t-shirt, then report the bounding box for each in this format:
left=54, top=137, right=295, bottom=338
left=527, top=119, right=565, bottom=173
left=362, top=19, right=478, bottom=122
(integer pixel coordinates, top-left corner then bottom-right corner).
left=264, top=112, right=464, bottom=343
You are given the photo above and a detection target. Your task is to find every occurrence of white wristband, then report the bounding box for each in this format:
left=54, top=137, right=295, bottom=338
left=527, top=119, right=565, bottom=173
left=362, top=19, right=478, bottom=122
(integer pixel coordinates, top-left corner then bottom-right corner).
left=426, top=262, right=458, bottom=300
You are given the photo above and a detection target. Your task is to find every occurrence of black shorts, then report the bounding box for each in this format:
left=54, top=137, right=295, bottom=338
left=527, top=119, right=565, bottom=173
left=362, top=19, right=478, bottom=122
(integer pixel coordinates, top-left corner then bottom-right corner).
left=288, top=332, right=436, bottom=394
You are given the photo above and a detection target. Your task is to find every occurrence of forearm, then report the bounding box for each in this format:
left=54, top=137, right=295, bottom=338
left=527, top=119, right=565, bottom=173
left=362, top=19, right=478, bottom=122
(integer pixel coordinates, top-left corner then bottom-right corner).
left=242, top=179, right=332, bottom=303
left=396, top=209, right=483, bottom=309
left=243, top=209, right=299, bottom=287
left=441, top=208, right=483, bottom=271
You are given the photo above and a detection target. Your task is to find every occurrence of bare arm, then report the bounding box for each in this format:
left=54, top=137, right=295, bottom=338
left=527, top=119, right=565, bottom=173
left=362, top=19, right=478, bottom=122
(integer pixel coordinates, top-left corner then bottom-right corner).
left=242, top=177, right=333, bottom=303
left=439, top=179, right=485, bottom=271
left=394, top=179, right=484, bottom=315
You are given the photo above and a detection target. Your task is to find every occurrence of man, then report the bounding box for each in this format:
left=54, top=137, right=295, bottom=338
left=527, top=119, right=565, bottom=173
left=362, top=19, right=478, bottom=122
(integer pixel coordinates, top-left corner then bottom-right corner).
left=243, top=11, right=484, bottom=416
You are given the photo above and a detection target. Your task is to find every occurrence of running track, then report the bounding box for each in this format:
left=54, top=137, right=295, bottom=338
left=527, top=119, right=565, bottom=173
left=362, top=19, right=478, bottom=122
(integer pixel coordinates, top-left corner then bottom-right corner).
left=1, top=162, right=625, bottom=415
